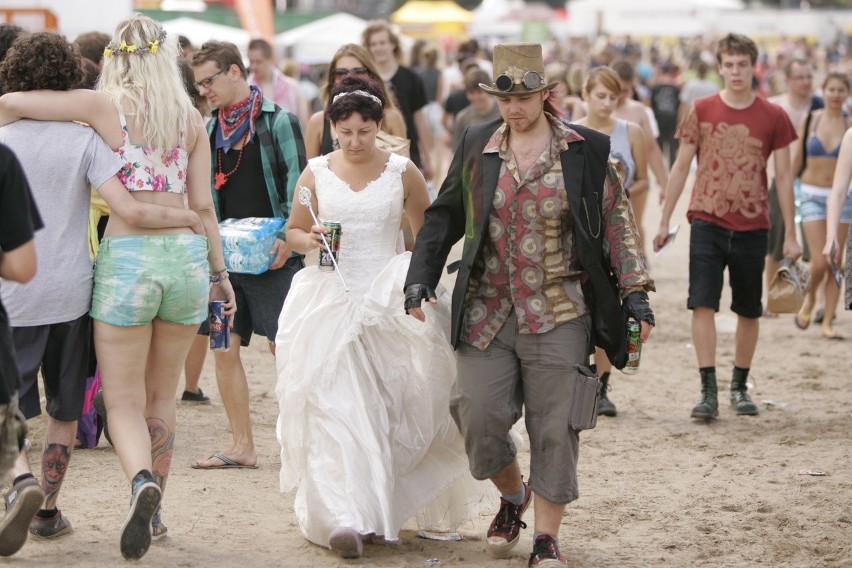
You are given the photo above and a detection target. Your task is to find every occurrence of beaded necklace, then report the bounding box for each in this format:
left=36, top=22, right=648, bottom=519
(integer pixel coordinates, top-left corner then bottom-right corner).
left=214, top=131, right=250, bottom=190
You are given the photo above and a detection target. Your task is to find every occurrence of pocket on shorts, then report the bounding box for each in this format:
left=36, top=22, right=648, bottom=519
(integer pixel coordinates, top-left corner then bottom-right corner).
left=567, top=365, right=601, bottom=431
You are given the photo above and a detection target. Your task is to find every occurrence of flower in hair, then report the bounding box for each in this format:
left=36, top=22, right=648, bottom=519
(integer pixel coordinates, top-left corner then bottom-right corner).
left=104, top=30, right=167, bottom=58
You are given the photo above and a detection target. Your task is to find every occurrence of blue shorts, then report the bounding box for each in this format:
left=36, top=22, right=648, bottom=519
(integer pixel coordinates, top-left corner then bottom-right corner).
left=799, top=183, right=852, bottom=224
left=91, top=234, right=209, bottom=326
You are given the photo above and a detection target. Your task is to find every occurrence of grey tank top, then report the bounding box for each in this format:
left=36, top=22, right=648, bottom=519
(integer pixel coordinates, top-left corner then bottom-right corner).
left=609, top=119, right=636, bottom=190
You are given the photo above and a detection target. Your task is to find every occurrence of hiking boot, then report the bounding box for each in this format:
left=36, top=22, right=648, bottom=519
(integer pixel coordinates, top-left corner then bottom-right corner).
left=180, top=388, right=211, bottom=404
left=528, top=534, right=568, bottom=567
left=93, top=390, right=112, bottom=446
left=691, top=371, right=718, bottom=420
left=120, top=469, right=162, bottom=560
left=0, top=477, right=44, bottom=556
left=29, top=509, right=72, bottom=538
left=596, top=372, right=617, bottom=417
left=487, top=482, right=532, bottom=558
left=731, top=377, right=759, bottom=416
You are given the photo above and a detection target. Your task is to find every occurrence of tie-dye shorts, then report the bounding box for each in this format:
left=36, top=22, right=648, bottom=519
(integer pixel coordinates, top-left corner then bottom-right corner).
left=91, top=234, right=209, bottom=326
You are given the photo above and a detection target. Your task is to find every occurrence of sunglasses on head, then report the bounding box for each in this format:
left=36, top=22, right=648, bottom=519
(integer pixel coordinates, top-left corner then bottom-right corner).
left=332, top=67, right=369, bottom=78
left=494, top=70, right=545, bottom=92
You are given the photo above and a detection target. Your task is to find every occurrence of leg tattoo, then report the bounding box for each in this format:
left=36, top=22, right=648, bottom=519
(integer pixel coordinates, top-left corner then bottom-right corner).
left=147, top=418, right=174, bottom=494
left=41, top=443, right=71, bottom=510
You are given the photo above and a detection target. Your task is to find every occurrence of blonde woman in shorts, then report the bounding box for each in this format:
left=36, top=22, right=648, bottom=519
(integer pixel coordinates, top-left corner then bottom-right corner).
left=0, top=14, right=235, bottom=560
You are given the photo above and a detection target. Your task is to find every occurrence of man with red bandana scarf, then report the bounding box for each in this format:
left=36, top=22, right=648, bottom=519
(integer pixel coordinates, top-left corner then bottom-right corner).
left=191, top=41, right=306, bottom=470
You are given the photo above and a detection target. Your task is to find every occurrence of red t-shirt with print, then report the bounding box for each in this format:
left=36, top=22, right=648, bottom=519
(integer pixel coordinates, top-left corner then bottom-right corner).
left=677, top=94, right=797, bottom=231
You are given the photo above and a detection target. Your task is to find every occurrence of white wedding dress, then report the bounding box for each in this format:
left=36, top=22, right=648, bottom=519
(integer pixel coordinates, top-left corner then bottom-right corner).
left=275, top=153, right=489, bottom=548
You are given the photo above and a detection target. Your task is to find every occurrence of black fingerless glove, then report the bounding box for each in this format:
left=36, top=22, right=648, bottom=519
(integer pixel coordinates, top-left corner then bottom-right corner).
left=623, top=291, right=655, bottom=327
left=404, top=283, right=437, bottom=313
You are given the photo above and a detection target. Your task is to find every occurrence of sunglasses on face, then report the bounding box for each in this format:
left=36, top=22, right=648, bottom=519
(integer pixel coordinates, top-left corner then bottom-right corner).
left=194, top=70, right=223, bottom=90
left=332, top=67, right=369, bottom=78
left=494, top=71, right=545, bottom=92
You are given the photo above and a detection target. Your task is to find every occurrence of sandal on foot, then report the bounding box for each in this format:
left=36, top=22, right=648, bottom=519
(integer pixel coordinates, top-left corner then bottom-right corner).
left=191, top=453, right=258, bottom=470
left=794, top=310, right=811, bottom=330
left=823, top=328, right=845, bottom=340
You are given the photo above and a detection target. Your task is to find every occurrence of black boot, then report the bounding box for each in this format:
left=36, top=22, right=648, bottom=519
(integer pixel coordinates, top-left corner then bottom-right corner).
left=596, top=372, right=617, bottom=417
left=691, top=369, right=718, bottom=420
left=730, top=367, right=759, bottom=416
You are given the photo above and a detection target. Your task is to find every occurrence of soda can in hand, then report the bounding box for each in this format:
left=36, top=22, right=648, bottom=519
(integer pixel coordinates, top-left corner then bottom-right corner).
left=209, top=300, right=230, bottom=351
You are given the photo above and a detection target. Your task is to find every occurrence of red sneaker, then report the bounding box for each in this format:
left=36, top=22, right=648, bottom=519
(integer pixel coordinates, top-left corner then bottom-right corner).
left=486, top=482, right=532, bottom=558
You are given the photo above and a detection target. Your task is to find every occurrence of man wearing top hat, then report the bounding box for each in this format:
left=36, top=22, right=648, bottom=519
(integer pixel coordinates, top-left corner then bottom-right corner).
left=404, top=43, right=655, bottom=566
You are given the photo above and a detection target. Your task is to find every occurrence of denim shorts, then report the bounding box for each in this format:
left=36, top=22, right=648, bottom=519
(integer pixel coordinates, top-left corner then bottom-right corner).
left=688, top=219, right=767, bottom=318
left=799, top=183, right=852, bottom=224
left=91, top=234, right=209, bottom=326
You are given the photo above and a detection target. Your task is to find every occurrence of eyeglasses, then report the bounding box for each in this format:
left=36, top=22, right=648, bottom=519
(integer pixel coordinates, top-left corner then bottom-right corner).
left=194, top=70, right=223, bottom=90
left=494, top=71, right=545, bottom=92
left=332, top=67, right=369, bottom=78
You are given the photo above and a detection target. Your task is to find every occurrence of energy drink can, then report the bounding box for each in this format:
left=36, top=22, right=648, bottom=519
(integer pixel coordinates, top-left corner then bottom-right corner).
left=318, top=221, right=342, bottom=271
left=622, top=319, right=642, bottom=375
left=209, top=300, right=230, bottom=351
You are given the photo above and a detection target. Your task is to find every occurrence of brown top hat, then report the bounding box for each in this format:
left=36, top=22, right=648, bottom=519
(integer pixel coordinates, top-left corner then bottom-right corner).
left=480, top=42, right=559, bottom=96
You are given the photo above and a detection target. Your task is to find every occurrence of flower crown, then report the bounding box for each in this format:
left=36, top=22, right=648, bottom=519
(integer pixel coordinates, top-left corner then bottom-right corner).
left=103, top=30, right=167, bottom=58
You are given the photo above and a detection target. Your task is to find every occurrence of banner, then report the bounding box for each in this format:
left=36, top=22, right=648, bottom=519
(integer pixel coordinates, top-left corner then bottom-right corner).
left=234, top=0, right=274, bottom=43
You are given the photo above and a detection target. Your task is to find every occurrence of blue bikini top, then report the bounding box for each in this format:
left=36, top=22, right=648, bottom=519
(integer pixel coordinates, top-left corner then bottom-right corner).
left=806, top=115, right=848, bottom=159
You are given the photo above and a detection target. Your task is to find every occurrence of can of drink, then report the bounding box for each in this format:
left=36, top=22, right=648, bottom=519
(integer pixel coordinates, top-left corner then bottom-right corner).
left=208, top=300, right=230, bottom=351
left=318, top=221, right=342, bottom=271
left=622, top=319, right=642, bottom=374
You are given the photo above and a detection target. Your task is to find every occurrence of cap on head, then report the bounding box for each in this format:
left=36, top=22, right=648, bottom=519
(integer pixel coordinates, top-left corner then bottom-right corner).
left=480, top=42, right=558, bottom=97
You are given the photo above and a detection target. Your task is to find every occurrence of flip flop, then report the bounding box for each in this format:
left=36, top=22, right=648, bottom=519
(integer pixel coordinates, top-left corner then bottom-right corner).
left=794, top=310, right=811, bottom=330
left=191, top=453, right=258, bottom=470
left=822, top=328, right=845, bottom=341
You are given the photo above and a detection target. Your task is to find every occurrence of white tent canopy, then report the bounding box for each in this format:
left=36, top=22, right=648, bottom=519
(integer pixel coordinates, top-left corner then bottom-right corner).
left=566, top=0, right=745, bottom=36
left=161, top=17, right=251, bottom=53
left=276, top=13, right=368, bottom=64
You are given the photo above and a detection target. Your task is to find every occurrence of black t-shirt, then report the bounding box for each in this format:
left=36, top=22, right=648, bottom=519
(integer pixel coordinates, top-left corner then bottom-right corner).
left=216, top=137, right=274, bottom=220
left=650, top=83, right=681, bottom=134
left=0, top=144, right=43, bottom=403
left=389, top=65, right=428, bottom=168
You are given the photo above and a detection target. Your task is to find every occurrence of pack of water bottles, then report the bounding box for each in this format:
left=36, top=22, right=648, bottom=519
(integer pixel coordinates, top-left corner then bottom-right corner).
left=219, top=217, right=285, bottom=274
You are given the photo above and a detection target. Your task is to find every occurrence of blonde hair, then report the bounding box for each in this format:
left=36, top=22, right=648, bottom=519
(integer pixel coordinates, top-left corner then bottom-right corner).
left=98, top=13, right=192, bottom=153
left=583, top=67, right=621, bottom=97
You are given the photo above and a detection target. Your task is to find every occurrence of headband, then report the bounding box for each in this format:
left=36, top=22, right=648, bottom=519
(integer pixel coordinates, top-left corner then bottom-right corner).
left=331, top=90, right=382, bottom=107
left=104, top=30, right=167, bottom=58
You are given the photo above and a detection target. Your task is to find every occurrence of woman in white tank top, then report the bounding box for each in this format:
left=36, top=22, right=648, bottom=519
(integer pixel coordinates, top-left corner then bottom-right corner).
left=573, top=66, right=648, bottom=418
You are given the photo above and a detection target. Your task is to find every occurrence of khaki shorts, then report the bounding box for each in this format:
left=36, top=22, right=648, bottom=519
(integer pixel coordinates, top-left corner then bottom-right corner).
left=451, top=311, right=591, bottom=505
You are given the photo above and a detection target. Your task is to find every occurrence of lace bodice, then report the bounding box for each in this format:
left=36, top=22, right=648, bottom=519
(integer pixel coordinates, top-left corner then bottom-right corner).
left=309, top=152, right=408, bottom=298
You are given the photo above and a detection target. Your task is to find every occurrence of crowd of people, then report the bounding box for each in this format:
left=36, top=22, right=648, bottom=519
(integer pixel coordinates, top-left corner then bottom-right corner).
left=0, top=11, right=850, bottom=568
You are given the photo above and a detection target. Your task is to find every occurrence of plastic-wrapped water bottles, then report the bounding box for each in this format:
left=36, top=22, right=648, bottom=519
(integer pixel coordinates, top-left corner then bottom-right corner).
left=219, top=217, right=285, bottom=274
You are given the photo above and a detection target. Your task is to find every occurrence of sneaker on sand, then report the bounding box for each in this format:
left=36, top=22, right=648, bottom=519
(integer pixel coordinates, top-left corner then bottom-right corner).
left=120, top=470, right=162, bottom=560
left=180, top=388, right=211, bottom=404
left=487, top=482, right=532, bottom=558
left=29, top=509, right=72, bottom=539
left=0, top=477, right=45, bottom=556
left=329, top=527, right=363, bottom=559
left=528, top=534, right=568, bottom=567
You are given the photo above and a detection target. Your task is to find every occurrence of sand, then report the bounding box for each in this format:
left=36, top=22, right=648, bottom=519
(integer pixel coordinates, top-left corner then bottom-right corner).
left=8, top=187, right=852, bottom=567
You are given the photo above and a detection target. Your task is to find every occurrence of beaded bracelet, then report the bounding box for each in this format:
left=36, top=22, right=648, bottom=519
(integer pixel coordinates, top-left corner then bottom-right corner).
left=209, top=268, right=228, bottom=285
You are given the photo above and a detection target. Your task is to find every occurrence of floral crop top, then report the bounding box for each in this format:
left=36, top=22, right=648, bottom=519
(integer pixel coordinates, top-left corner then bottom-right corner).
left=115, top=113, right=188, bottom=194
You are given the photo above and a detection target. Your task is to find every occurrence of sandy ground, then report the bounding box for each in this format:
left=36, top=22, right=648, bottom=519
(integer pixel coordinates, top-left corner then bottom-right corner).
left=7, top=183, right=852, bottom=568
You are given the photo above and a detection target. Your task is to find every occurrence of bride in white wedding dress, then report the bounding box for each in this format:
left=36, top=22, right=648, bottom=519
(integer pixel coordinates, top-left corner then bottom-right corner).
left=275, top=76, right=490, bottom=560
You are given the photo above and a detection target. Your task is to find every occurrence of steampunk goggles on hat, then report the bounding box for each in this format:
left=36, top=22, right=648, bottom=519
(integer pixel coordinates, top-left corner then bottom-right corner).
left=494, top=70, right=545, bottom=92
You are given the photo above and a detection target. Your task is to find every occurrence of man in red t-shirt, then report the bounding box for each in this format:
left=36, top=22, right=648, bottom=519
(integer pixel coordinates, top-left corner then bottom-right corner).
left=654, top=33, right=801, bottom=421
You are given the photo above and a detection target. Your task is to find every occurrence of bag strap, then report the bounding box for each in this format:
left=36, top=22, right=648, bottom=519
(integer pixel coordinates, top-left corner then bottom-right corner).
left=798, top=110, right=813, bottom=178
